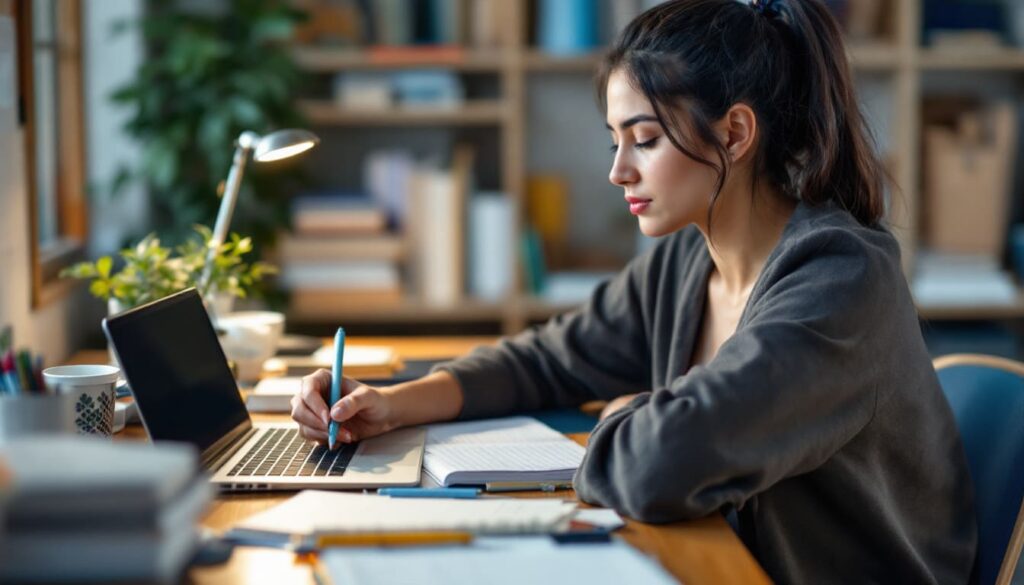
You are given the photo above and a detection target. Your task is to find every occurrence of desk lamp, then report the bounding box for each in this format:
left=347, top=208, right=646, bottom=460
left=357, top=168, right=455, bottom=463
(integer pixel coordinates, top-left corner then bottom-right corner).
left=198, top=128, right=320, bottom=297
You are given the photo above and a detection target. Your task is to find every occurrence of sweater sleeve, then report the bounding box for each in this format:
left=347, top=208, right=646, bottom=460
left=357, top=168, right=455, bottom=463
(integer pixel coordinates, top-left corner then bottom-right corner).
left=573, top=228, right=894, bottom=523
left=435, top=246, right=661, bottom=419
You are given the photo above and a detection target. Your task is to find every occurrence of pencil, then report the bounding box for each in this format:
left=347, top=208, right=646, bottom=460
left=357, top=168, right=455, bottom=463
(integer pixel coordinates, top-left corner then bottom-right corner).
left=314, top=531, right=473, bottom=548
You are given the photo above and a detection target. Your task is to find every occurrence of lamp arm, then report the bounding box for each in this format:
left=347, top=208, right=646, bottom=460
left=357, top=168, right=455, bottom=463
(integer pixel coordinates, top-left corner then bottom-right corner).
left=199, top=140, right=253, bottom=298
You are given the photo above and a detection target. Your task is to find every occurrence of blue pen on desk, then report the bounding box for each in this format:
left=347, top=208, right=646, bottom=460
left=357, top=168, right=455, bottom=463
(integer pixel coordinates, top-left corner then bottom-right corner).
left=378, top=487, right=481, bottom=499
left=328, top=327, right=345, bottom=450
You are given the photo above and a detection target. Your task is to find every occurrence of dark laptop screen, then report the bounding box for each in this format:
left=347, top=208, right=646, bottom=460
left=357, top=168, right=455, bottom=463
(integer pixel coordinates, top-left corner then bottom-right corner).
left=103, top=288, right=250, bottom=452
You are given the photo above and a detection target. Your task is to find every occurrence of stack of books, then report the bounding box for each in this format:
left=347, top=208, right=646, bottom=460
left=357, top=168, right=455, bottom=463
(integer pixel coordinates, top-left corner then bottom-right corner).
left=0, top=437, right=212, bottom=583
left=283, top=195, right=404, bottom=316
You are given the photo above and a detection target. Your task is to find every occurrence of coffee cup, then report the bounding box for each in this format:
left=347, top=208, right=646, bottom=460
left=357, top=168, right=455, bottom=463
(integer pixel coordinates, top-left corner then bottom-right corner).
left=42, top=364, right=120, bottom=437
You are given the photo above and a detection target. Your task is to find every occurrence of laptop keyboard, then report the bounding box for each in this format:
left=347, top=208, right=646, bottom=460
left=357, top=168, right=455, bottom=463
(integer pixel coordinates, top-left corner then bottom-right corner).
left=226, top=428, right=358, bottom=478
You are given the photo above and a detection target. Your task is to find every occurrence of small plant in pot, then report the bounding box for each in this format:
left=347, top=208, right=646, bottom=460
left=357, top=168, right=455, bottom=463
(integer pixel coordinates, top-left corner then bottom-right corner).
left=61, top=225, right=276, bottom=317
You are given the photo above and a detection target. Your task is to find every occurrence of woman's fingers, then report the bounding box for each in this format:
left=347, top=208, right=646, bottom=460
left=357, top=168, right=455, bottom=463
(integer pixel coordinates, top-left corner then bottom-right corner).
left=299, top=424, right=328, bottom=444
left=299, top=369, right=333, bottom=425
left=330, top=385, right=373, bottom=423
left=290, top=392, right=327, bottom=432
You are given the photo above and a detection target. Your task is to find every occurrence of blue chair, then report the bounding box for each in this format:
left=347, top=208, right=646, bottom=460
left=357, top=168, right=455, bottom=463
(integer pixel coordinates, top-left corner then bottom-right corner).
left=934, top=354, right=1024, bottom=585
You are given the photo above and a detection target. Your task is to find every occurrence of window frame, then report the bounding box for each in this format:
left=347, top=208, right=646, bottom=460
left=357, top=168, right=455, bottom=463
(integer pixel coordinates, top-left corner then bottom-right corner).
left=14, top=0, right=88, bottom=309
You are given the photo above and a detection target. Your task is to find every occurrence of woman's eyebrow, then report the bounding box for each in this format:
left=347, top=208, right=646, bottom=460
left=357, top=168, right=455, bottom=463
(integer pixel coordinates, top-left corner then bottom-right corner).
left=605, top=114, right=659, bottom=131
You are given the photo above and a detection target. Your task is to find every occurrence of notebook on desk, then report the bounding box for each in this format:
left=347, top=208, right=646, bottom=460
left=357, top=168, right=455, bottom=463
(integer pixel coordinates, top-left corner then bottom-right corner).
left=103, top=288, right=425, bottom=492
left=422, top=417, right=586, bottom=487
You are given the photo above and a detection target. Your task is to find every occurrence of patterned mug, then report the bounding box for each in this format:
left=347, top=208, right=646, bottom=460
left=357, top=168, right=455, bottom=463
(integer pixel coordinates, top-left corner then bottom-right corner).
left=42, top=365, right=120, bottom=437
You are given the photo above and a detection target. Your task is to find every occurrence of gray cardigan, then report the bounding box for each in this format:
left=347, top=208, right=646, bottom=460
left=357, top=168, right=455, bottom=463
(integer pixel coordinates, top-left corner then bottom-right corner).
left=438, top=201, right=977, bottom=584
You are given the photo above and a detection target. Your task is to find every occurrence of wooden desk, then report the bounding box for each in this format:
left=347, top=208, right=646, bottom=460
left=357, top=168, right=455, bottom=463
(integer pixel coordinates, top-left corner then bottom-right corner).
left=72, top=337, right=770, bottom=585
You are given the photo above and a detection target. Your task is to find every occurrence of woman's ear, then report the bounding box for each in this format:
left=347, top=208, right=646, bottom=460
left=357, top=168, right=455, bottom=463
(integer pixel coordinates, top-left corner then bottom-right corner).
left=717, top=103, right=758, bottom=162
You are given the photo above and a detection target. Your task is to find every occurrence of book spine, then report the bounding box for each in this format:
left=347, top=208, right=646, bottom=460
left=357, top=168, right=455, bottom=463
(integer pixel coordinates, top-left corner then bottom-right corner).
left=468, top=193, right=514, bottom=300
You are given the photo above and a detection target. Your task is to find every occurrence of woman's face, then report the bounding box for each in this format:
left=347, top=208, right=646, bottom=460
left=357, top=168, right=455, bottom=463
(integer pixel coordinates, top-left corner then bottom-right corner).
left=605, top=69, right=722, bottom=237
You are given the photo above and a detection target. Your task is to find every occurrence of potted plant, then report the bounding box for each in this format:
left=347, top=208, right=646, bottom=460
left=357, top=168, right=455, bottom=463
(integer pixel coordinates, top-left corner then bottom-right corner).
left=61, top=225, right=276, bottom=316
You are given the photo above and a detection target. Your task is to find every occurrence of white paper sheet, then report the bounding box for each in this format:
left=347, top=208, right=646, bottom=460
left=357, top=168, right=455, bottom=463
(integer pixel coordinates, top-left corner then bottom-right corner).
left=234, top=491, right=576, bottom=536
left=318, top=536, right=678, bottom=585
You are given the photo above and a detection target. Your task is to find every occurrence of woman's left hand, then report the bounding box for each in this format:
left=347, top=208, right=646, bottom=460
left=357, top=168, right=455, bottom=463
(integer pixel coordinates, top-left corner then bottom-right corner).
left=599, top=393, right=641, bottom=421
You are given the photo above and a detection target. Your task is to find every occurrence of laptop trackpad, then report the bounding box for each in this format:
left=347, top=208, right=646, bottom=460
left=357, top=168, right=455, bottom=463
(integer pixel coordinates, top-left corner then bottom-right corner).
left=347, top=430, right=423, bottom=474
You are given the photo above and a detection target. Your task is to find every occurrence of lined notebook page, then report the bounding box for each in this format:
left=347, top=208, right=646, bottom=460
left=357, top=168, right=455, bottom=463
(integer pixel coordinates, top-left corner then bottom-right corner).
left=423, top=417, right=586, bottom=486
left=234, top=491, right=577, bottom=536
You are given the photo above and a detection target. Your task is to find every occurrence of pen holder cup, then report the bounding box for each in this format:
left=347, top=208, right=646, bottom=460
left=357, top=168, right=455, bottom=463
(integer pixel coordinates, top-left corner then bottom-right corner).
left=42, top=365, right=120, bottom=437
left=0, top=393, right=76, bottom=444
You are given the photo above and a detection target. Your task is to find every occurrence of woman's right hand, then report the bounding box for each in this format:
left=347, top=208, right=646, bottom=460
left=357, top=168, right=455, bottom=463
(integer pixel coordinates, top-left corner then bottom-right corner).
left=290, top=369, right=398, bottom=447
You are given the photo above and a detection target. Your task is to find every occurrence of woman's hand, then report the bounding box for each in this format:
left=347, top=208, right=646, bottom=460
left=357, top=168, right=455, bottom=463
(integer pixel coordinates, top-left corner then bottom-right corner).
left=290, top=369, right=397, bottom=447
left=599, top=393, right=640, bottom=421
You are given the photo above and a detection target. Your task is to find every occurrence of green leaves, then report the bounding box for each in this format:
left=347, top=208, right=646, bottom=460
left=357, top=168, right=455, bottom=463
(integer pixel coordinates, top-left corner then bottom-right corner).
left=108, top=0, right=306, bottom=246
left=59, top=225, right=276, bottom=309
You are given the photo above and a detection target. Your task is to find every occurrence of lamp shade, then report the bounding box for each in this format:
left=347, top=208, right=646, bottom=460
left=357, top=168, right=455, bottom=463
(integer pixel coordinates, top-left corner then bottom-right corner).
left=253, top=129, right=320, bottom=163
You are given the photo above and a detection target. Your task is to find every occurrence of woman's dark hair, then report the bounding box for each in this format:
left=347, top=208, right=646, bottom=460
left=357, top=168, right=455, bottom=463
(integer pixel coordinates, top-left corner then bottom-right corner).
left=597, top=0, right=887, bottom=227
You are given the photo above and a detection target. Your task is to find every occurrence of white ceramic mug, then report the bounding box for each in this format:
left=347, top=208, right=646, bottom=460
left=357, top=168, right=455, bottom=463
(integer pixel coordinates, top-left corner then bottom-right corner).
left=217, top=311, right=285, bottom=383
left=42, top=364, right=120, bottom=437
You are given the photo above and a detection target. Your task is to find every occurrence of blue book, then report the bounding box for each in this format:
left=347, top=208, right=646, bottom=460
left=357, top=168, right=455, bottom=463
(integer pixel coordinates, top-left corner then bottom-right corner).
left=537, top=0, right=598, bottom=56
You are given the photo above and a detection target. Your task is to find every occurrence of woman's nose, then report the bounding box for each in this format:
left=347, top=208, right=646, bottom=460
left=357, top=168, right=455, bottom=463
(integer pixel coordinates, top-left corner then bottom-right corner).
left=608, top=152, right=639, bottom=186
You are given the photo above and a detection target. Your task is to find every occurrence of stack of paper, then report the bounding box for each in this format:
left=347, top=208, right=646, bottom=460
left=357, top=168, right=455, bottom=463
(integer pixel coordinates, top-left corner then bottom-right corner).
left=317, top=536, right=678, bottom=585
left=423, top=417, right=586, bottom=486
left=0, top=437, right=211, bottom=583
left=232, top=491, right=577, bottom=537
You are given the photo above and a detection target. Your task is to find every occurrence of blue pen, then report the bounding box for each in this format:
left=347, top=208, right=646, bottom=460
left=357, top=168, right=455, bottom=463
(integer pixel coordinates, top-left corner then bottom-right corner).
left=328, top=327, right=345, bottom=450
left=378, top=487, right=481, bottom=499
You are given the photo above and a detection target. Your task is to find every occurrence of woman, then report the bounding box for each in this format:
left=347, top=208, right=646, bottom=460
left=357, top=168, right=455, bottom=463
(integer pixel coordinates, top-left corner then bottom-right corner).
left=291, top=0, right=977, bottom=581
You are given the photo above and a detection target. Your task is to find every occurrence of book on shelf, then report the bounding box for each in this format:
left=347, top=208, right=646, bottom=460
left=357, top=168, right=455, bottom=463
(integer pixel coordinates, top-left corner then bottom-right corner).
left=468, top=193, right=514, bottom=300
left=409, top=145, right=474, bottom=306
left=332, top=72, right=393, bottom=110
left=291, top=195, right=389, bottom=236
left=366, top=149, right=416, bottom=228
left=536, top=0, right=599, bottom=56
left=276, top=233, right=406, bottom=263
left=288, top=288, right=405, bottom=313
left=280, top=261, right=402, bottom=290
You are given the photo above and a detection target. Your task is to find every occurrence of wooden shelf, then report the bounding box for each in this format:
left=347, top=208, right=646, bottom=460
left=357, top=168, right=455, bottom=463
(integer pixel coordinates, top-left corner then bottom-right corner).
left=293, top=46, right=508, bottom=72
left=523, top=50, right=601, bottom=72
left=298, top=99, right=508, bottom=126
left=848, top=43, right=902, bottom=70
left=916, top=48, right=1024, bottom=70
left=288, top=298, right=507, bottom=323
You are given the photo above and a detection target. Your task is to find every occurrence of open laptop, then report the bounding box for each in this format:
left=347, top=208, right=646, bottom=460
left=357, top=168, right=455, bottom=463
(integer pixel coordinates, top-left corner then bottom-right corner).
left=102, top=288, right=425, bottom=492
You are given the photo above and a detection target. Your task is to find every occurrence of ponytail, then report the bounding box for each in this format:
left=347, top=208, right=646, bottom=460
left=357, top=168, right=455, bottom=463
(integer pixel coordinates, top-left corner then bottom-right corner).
left=597, top=0, right=888, bottom=226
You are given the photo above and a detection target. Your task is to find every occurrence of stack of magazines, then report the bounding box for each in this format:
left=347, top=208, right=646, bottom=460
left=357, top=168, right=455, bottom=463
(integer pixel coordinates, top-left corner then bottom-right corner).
left=0, top=437, right=212, bottom=583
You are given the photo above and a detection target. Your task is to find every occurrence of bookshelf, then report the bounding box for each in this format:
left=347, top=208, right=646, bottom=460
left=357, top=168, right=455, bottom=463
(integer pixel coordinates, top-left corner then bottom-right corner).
left=282, top=0, right=1024, bottom=335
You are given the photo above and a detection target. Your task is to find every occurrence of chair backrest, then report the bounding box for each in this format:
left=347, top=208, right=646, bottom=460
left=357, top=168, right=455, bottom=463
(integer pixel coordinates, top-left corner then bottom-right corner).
left=934, top=354, right=1024, bottom=585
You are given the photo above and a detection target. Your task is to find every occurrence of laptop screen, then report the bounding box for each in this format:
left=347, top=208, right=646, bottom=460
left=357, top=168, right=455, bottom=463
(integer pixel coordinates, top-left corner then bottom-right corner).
left=103, top=288, right=250, bottom=452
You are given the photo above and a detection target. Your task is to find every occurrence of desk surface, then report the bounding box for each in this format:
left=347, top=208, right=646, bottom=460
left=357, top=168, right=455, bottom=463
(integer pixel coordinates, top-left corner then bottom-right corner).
left=73, top=337, right=770, bottom=585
